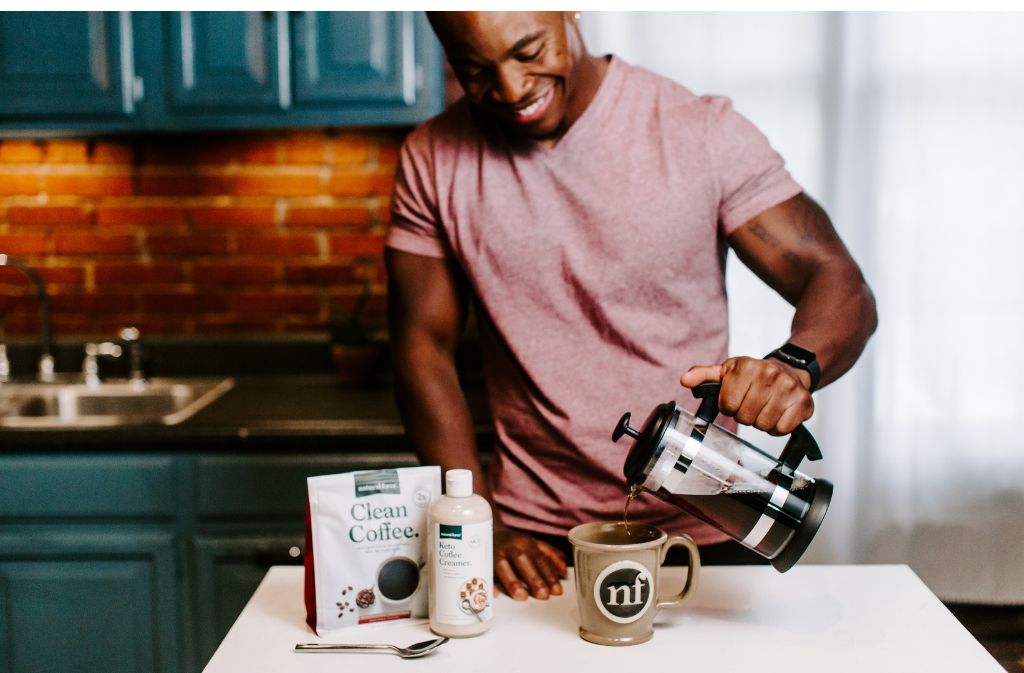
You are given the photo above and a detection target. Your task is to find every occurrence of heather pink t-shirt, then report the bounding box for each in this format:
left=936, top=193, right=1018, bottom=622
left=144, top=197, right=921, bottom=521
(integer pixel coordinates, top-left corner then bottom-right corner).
left=387, top=57, right=802, bottom=545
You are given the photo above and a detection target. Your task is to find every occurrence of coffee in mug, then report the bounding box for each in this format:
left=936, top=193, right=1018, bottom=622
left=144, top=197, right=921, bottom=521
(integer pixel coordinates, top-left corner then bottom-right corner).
left=568, top=521, right=700, bottom=646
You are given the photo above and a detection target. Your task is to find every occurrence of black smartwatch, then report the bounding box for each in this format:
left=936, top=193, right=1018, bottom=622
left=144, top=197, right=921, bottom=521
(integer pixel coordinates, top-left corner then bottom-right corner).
left=766, top=342, right=821, bottom=392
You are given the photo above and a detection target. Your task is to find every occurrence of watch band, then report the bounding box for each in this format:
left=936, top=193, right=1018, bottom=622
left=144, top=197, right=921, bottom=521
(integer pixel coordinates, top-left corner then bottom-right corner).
left=766, top=342, right=821, bottom=392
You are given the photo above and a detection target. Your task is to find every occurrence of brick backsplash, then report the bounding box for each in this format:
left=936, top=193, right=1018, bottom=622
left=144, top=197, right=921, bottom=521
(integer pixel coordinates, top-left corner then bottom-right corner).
left=0, top=129, right=406, bottom=339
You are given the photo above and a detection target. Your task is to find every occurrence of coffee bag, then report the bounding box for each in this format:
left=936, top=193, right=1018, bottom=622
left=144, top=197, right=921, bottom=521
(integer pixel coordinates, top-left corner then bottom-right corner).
left=304, top=466, right=440, bottom=635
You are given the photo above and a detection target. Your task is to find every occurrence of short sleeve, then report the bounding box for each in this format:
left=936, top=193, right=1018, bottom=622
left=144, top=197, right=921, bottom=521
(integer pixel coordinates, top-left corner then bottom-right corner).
left=386, top=127, right=449, bottom=259
left=704, top=95, right=803, bottom=234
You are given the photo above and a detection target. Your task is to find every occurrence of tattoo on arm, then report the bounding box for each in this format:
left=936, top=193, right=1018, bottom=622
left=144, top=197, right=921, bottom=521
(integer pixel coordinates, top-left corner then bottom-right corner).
left=750, top=222, right=801, bottom=268
left=750, top=221, right=781, bottom=248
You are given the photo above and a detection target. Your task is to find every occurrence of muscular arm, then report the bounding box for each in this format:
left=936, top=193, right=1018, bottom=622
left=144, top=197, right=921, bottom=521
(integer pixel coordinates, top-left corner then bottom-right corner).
left=385, top=248, right=482, bottom=493
left=681, top=192, right=877, bottom=433
left=730, top=192, right=877, bottom=387
left=387, top=247, right=567, bottom=600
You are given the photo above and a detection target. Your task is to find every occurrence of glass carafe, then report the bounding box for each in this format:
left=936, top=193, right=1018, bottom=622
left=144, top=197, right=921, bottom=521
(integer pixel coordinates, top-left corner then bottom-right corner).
left=613, top=383, right=832, bottom=572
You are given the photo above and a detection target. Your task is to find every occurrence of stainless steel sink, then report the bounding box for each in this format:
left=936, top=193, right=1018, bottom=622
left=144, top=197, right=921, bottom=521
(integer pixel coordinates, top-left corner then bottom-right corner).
left=0, top=377, right=235, bottom=428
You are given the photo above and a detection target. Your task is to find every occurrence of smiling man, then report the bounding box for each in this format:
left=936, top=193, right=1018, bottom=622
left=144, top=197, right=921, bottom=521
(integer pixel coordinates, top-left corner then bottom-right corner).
left=386, top=12, right=877, bottom=601
left=426, top=12, right=605, bottom=145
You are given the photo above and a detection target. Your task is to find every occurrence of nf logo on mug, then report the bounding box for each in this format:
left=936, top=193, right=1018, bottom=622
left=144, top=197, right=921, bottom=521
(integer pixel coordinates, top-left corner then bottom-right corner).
left=593, top=560, right=653, bottom=623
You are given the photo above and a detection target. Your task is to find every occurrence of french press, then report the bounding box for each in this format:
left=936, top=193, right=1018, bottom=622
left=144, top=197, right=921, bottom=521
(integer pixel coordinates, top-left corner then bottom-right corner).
left=613, top=382, right=832, bottom=572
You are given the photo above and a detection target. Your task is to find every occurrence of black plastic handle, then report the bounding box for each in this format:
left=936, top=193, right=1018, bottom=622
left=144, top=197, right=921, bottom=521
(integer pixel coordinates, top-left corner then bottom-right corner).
left=778, top=425, right=822, bottom=474
left=691, top=381, right=722, bottom=425
left=612, top=412, right=641, bottom=442
left=689, top=381, right=822, bottom=471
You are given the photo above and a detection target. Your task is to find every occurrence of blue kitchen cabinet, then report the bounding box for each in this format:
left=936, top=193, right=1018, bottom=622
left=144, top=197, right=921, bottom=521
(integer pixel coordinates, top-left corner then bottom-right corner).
left=155, top=10, right=442, bottom=130
left=0, top=528, right=180, bottom=673
left=0, top=11, right=443, bottom=134
left=0, top=449, right=419, bottom=673
left=293, top=11, right=418, bottom=108
left=191, top=534, right=306, bottom=669
left=0, top=11, right=140, bottom=120
left=0, top=453, right=181, bottom=673
left=166, top=11, right=286, bottom=112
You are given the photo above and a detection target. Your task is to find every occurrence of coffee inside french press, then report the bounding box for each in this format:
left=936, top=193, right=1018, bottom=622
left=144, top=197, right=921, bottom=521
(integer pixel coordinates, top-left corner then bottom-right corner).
left=613, top=382, right=832, bottom=572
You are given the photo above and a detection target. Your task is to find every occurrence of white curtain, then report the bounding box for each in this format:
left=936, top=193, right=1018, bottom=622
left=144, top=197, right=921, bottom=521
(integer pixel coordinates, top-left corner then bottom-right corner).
left=582, top=11, right=1024, bottom=604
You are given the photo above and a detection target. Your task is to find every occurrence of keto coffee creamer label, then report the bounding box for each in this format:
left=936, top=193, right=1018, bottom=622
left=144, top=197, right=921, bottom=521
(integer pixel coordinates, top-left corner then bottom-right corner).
left=433, top=520, right=493, bottom=624
left=306, top=466, right=441, bottom=635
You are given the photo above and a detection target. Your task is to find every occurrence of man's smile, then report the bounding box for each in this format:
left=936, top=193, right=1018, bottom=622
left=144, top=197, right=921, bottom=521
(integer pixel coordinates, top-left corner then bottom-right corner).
left=512, top=85, right=555, bottom=124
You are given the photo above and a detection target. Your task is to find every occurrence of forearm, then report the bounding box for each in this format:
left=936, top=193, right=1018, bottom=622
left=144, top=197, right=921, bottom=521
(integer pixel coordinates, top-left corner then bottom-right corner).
left=392, top=341, right=492, bottom=502
left=787, top=260, right=877, bottom=389
left=385, top=248, right=492, bottom=500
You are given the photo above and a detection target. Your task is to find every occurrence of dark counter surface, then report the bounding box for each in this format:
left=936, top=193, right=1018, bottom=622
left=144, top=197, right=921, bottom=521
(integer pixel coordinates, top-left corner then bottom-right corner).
left=0, top=374, right=493, bottom=451
left=0, top=337, right=492, bottom=451
left=190, top=375, right=408, bottom=433
left=189, top=374, right=493, bottom=436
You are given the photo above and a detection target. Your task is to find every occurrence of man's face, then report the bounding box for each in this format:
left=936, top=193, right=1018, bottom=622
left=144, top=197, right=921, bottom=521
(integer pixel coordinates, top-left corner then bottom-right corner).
left=429, top=12, right=585, bottom=142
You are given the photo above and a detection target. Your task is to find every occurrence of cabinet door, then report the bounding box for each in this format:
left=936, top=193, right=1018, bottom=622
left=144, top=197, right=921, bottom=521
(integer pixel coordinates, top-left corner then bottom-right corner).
left=0, top=527, right=179, bottom=673
left=292, top=11, right=419, bottom=107
left=192, top=534, right=305, bottom=670
left=167, top=11, right=288, bottom=111
left=0, top=11, right=138, bottom=118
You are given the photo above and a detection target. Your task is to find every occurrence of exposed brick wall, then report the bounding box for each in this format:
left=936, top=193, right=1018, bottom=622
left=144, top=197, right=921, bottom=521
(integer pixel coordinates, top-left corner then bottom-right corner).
left=0, top=129, right=407, bottom=338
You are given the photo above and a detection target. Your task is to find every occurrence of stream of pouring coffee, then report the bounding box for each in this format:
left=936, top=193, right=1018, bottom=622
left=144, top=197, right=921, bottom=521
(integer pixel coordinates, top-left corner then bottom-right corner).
left=622, top=484, right=643, bottom=535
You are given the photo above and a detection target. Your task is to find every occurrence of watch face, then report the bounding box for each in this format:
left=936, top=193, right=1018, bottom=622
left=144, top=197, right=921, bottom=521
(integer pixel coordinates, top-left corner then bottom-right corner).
left=780, top=343, right=815, bottom=363
left=771, top=342, right=821, bottom=392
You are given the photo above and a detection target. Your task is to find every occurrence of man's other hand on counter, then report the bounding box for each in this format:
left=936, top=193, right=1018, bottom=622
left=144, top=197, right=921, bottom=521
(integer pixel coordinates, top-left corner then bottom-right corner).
left=494, top=524, right=567, bottom=600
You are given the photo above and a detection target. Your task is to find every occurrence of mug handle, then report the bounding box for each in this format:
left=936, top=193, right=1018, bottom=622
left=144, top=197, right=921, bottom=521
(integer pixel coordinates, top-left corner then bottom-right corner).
left=656, top=534, right=701, bottom=609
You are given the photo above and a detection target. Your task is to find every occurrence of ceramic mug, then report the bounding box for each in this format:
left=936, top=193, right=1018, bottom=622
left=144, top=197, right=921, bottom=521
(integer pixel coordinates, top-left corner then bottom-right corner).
left=568, top=521, right=700, bottom=645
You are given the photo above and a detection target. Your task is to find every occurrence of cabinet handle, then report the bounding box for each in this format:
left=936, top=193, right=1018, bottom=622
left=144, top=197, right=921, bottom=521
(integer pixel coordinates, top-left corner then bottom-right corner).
left=276, top=11, right=292, bottom=110
left=119, top=11, right=138, bottom=114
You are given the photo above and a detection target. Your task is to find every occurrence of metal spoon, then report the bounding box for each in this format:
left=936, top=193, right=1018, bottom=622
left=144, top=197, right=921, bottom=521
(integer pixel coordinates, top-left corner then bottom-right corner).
left=294, top=637, right=449, bottom=658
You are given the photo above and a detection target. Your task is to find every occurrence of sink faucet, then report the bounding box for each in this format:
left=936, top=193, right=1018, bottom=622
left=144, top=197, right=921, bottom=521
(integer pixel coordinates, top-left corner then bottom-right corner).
left=80, top=327, right=146, bottom=387
left=0, top=253, right=55, bottom=382
left=0, top=317, right=10, bottom=384
left=119, top=326, right=146, bottom=385
left=82, top=341, right=123, bottom=387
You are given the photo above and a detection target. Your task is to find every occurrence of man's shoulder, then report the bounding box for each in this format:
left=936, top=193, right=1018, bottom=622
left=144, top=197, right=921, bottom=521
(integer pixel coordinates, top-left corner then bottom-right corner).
left=614, top=57, right=691, bottom=99
left=613, top=56, right=725, bottom=120
left=403, top=98, right=478, bottom=154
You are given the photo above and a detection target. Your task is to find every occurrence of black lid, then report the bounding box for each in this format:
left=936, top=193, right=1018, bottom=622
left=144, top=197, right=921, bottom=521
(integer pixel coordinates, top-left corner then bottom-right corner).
left=614, top=401, right=678, bottom=486
left=770, top=479, right=833, bottom=573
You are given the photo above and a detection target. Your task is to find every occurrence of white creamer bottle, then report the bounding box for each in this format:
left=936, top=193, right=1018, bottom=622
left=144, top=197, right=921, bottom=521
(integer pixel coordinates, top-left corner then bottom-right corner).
left=427, top=469, right=493, bottom=637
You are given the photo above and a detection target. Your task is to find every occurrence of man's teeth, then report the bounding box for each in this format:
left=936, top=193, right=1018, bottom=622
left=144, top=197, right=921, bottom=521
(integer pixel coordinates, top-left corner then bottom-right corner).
left=517, top=92, right=546, bottom=117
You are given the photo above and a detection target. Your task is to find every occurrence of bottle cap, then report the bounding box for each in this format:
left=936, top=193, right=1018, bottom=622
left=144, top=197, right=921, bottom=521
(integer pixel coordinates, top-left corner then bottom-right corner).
left=445, top=469, right=473, bottom=498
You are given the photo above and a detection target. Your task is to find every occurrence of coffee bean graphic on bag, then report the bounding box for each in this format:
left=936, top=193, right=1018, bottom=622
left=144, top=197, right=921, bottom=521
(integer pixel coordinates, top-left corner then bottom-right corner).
left=304, top=466, right=440, bottom=635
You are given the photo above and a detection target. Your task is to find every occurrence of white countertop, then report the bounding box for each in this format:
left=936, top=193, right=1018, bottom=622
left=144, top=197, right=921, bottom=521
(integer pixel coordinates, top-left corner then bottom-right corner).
left=203, top=565, right=1003, bottom=673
